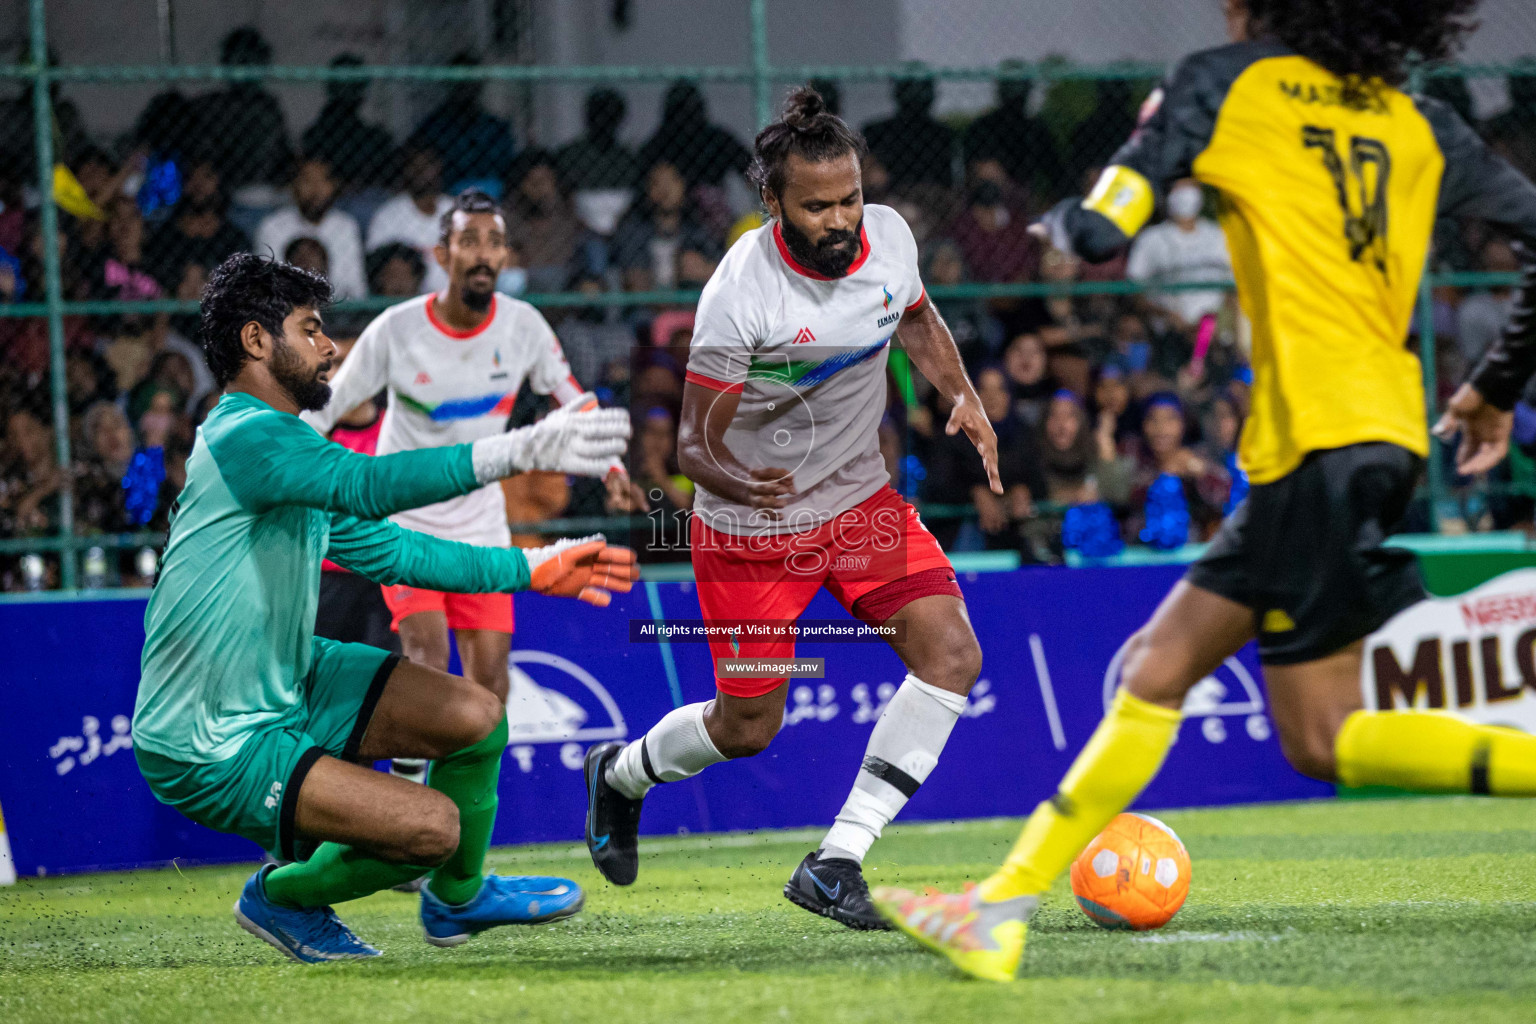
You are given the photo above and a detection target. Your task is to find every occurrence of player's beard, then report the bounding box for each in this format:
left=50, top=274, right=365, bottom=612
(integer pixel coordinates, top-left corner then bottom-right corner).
left=271, top=337, right=333, bottom=412
left=461, top=264, right=496, bottom=312
left=779, top=212, right=863, bottom=278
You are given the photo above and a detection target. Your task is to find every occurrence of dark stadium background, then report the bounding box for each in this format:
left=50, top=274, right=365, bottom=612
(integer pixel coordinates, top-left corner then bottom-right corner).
left=2, top=0, right=1533, bottom=590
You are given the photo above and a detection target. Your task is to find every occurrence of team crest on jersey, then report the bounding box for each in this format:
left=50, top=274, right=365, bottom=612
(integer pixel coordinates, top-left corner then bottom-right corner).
left=415, top=371, right=432, bottom=385
left=882, top=285, right=893, bottom=310
left=493, top=349, right=502, bottom=367
left=793, top=327, right=816, bottom=344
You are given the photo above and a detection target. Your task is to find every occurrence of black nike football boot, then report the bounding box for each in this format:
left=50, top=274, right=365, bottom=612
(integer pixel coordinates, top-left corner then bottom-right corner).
left=783, top=851, right=891, bottom=930
left=583, top=741, right=644, bottom=885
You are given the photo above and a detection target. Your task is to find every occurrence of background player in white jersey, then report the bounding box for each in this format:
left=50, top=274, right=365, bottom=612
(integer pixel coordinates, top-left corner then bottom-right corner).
left=584, top=88, right=1001, bottom=930
left=305, top=190, right=634, bottom=786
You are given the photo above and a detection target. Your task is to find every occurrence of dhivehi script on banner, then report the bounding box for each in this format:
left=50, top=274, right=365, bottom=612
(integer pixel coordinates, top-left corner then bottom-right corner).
left=1364, top=568, right=1536, bottom=731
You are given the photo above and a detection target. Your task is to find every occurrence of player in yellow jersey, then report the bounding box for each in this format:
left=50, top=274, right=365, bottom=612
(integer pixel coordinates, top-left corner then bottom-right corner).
left=874, top=0, right=1536, bottom=981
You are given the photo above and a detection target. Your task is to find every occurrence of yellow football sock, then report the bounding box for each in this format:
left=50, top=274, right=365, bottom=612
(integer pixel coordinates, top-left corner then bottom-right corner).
left=1335, top=710, right=1536, bottom=795
left=978, top=688, right=1181, bottom=902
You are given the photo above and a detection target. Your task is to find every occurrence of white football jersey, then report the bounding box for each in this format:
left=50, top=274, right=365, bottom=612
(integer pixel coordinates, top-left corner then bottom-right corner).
left=304, top=293, right=581, bottom=547
left=685, top=204, right=926, bottom=535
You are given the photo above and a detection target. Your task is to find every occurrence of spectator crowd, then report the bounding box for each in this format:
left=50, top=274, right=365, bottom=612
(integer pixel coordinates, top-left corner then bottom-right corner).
left=4, top=28, right=1534, bottom=585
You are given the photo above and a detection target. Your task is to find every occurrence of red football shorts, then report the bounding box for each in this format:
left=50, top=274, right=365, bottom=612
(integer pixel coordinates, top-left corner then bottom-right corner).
left=690, top=484, right=960, bottom=698
left=381, top=585, right=515, bottom=634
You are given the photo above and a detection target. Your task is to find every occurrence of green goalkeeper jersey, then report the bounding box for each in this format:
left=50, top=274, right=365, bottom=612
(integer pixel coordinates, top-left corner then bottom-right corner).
left=134, top=391, right=530, bottom=763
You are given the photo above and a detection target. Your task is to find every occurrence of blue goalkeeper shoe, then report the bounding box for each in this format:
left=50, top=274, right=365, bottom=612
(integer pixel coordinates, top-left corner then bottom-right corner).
left=420, top=874, right=585, bottom=947
left=233, top=865, right=381, bottom=964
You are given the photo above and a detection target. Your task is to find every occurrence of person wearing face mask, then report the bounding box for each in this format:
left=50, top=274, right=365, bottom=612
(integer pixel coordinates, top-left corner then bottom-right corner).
left=1126, top=178, right=1233, bottom=333
left=495, top=245, right=529, bottom=297
left=946, top=177, right=1041, bottom=284
left=1110, top=313, right=1155, bottom=378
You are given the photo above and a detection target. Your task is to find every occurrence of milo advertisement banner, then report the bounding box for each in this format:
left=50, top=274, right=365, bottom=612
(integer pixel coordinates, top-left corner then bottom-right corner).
left=1364, top=568, right=1536, bottom=730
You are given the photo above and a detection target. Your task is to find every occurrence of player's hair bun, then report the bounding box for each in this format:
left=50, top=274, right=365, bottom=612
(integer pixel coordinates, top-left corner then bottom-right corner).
left=781, top=87, right=828, bottom=128
left=750, top=84, right=864, bottom=197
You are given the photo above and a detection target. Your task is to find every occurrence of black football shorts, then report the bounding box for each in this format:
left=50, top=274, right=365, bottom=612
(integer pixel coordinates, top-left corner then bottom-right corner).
left=1186, top=442, right=1427, bottom=665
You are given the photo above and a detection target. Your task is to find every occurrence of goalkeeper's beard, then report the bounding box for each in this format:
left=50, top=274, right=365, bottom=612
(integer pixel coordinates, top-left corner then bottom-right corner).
left=271, top=338, right=333, bottom=412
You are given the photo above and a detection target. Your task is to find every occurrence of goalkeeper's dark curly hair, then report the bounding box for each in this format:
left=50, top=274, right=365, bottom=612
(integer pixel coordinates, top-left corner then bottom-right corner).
left=749, top=86, right=866, bottom=201
left=1244, top=0, right=1479, bottom=101
left=200, top=252, right=333, bottom=387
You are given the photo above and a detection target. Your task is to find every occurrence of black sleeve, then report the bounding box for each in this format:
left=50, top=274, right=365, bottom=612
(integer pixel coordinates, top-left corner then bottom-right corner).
left=1053, top=42, right=1282, bottom=262
left=1049, top=200, right=1133, bottom=265
left=1106, top=50, right=1244, bottom=197
left=1419, top=96, right=1536, bottom=410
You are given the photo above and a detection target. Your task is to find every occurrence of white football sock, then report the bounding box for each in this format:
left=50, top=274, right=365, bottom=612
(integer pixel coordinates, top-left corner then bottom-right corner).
left=819, top=674, right=966, bottom=864
left=605, top=701, right=726, bottom=800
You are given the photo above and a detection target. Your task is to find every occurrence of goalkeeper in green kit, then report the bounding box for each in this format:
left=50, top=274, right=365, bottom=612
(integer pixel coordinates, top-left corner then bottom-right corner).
left=132, top=254, right=639, bottom=962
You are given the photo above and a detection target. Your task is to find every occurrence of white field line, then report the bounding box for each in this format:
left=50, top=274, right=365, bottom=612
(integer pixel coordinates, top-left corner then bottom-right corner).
left=1131, top=931, right=1281, bottom=944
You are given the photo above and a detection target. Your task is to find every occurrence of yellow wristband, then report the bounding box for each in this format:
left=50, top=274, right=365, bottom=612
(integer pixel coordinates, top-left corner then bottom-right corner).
left=1082, top=165, right=1156, bottom=238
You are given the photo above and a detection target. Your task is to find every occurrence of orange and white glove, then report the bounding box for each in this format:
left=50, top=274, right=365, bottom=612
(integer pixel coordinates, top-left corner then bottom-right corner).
left=524, top=535, right=639, bottom=607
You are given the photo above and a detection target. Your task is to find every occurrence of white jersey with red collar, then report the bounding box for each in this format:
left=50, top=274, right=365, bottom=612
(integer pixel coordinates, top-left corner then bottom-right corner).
left=303, top=292, right=583, bottom=547
left=684, top=203, right=926, bottom=536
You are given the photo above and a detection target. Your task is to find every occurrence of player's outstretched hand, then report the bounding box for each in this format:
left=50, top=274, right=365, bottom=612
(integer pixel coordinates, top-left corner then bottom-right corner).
left=1433, top=383, right=1514, bottom=476
left=524, top=535, right=639, bottom=607
left=947, top=394, right=1003, bottom=494
left=472, top=393, right=631, bottom=482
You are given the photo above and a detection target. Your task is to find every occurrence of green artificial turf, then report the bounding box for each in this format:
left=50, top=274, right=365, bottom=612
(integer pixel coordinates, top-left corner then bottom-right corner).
left=4, top=797, right=1535, bottom=1023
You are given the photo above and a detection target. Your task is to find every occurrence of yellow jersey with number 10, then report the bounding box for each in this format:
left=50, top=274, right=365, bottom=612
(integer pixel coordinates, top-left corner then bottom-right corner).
left=1194, top=55, right=1440, bottom=482
left=1077, top=40, right=1536, bottom=485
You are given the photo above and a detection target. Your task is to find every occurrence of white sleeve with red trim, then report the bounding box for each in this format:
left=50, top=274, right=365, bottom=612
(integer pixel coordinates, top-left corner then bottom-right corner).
left=881, top=204, right=927, bottom=314
left=301, top=309, right=390, bottom=436
left=525, top=307, right=628, bottom=477
left=524, top=309, right=584, bottom=403
left=685, top=264, right=765, bottom=394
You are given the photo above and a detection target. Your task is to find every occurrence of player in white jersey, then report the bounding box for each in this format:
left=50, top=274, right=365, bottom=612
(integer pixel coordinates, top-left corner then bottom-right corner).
left=304, top=191, right=633, bottom=785
left=584, top=88, right=1002, bottom=929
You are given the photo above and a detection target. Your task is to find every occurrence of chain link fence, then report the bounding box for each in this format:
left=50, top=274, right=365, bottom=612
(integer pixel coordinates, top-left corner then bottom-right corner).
left=1, top=0, right=1534, bottom=590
